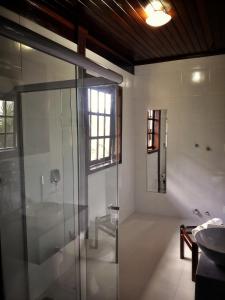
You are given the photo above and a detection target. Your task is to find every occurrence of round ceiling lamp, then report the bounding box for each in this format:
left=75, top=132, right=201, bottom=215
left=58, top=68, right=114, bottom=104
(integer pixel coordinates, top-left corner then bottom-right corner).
left=145, top=0, right=172, bottom=27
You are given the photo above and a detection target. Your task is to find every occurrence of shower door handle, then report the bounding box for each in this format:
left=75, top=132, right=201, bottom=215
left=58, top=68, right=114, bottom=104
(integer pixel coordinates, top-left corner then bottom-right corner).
left=108, top=205, right=120, bottom=211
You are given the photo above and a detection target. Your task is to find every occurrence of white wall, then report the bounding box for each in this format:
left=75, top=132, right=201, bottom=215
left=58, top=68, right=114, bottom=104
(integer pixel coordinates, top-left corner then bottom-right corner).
left=134, top=56, right=225, bottom=222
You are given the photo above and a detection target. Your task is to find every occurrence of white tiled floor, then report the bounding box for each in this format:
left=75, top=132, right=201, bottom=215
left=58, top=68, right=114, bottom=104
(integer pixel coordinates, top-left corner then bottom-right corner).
left=119, top=214, right=195, bottom=300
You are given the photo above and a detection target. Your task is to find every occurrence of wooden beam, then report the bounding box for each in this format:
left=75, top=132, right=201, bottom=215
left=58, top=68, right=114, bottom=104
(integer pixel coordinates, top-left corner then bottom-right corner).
left=78, top=26, right=88, bottom=56
left=26, top=0, right=75, bottom=30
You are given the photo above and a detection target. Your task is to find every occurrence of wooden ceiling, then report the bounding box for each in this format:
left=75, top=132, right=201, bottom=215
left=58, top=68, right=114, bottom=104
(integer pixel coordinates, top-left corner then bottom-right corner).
left=2, top=0, right=225, bottom=73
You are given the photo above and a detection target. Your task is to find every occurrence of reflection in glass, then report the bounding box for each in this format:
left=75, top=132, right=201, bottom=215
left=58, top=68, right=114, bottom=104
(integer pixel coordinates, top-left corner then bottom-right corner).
left=99, top=91, right=105, bottom=113
left=91, top=115, right=98, bottom=137
left=105, top=93, right=111, bottom=114
left=91, top=139, right=97, bottom=161
left=6, top=134, right=13, bottom=148
left=98, top=138, right=104, bottom=159
left=6, top=117, right=13, bottom=133
left=0, top=100, right=4, bottom=115
left=0, top=134, right=4, bottom=148
left=105, top=116, right=110, bottom=136
left=91, top=89, right=98, bottom=112
left=6, top=101, right=14, bottom=115
left=105, top=138, right=110, bottom=157
left=147, top=109, right=167, bottom=193
left=0, top=117, right=5, bottom=133
left=99, top=116, right=104, bottom=136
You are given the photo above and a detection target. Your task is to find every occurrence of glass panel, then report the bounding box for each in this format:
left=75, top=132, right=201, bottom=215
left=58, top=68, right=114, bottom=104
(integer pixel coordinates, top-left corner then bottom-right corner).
left=98, top=138, right=104, bottom=159
left=91, top=89, right=98, bottom=112
left=99, top=91, right=105, bottom=113
left=148, top=120, right=153, bottom=132
left=0, top=100, right=5, bottom=115
left=0, top=117, right=5, bottom=133
left=99, top=115, right=104, bottom=136
left=6, top=117, right=14, bottom=133
left=105, top=116, right=111, bottom=136
left=88, top=88, right=91, bottom=111
left=6, top=133, right=13, bottom=148
left=91, top=115, right=98, bottom=137
left=148, top=135, right=152, bottom=147
left=0, top=35, right=80, bottom=300
left=0, top=134, right=5, bottom=148
left=105, top=138, right=110, bottom=157
left=86, top=85, right=118, bottom=300
left=0, top=35, right=28, bottom=300
left=6, top=101, right=14, bottom=116
left=105, top=93, right=111, bottom=114
left=91, top=139, right=97, bottom=161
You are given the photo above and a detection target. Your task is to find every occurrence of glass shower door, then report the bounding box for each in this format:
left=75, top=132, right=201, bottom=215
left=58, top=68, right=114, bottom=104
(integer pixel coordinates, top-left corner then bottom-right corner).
left=0, top=33, right=81, bottom=300
left=83, top=83, right=119, bottom=300
left=0, top=25, right=120, bottom=300
left=21, top=87, right=79, bottom=300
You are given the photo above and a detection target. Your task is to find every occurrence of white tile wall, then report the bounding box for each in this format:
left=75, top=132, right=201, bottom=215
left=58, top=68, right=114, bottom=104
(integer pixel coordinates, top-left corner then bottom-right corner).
left=134, top=55, right=225, bottom=222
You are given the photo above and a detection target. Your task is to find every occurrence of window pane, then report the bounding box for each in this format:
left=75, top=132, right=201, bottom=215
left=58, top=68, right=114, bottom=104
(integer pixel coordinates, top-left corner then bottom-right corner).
left=91, top=115, right=98, bottom=137
left=91, top=139, right=97, bottom=161
left=98, top=116, right=104, bottom=136
left=0, top=100, right=5, bottom=116
left=88, top=89, right=91, bottom=112
left=91, top=89, right=98, bottom=113
left=6, top=134, right=14, bottom=148
left=148, top=135, right=152, bottom=147
left=105, top=116, right=110, bottom=136
left=99, top=92, right=105, bottom=113
left=105, top=138, right=110, bottom=157
left=0, top=135, right=5, bottom=149
left=98, top=138, right=104, bottom=159
left=149, top=110, right=153, bottom=118
left=0, top=117, right=5, bottom=133
left=148, top=120, right=153, bottom=132
left=6, top=101, right=14, bottom=116
left=6, top=117, right=14, bottom=133
left=105, top=94, right=111, bottom=114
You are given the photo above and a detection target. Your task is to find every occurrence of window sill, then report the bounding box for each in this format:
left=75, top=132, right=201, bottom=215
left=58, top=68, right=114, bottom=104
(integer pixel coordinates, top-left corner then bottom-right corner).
left=88, top=159, right=123, bottom=175
left=147, top=149, right=159, bottom=154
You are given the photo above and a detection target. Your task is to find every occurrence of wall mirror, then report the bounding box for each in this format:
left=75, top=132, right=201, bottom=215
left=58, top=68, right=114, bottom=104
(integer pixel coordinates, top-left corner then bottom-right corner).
left=146, top=109, right=167, bottom=193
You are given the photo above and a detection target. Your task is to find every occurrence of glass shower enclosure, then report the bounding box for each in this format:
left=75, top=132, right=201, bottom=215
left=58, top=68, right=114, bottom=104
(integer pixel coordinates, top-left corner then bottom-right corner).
left=0, top=15, right=122, bottom=300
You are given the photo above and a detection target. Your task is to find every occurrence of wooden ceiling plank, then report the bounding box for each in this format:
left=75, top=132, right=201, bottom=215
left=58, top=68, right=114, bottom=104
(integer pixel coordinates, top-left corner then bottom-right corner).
left=103, top=0, right=165, bottom=58
left=26, top=0, right=76, bottom=30
left=78, top=0, right=139, bottom=57
left=89, top=0, right=159, bottom=59
left=195, top=0, right=214, bottom=49
left=166, top=0, right=196, bottom=54
left=78, top=0, right=155, bottom=59
left=182, top=0, right=207, bottom=52
left=170, top=0, right=201, bottom=53
left=124, top=0, right=178, bottom=57
left=125, top=0, right=183, bottom=55
left=206, top=0, right=225, bottom=49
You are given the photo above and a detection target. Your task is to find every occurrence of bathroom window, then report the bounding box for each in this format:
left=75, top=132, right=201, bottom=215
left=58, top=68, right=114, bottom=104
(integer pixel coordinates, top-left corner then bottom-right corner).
left=88, top=87, right=122, bottom=172
left=0, top=99, right=16, bottom=151
left=147, top=109, right=160, bottom=153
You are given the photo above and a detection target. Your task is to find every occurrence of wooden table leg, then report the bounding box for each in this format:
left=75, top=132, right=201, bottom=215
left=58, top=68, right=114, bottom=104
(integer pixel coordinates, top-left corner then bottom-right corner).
left=180, top=225, right=185, bottom=259
left=192, top=242, right=198, bottom=282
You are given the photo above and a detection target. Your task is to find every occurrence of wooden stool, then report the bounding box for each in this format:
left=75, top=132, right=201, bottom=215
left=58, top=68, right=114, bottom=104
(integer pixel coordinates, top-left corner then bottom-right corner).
left=180, top=224, right=199, bottom=281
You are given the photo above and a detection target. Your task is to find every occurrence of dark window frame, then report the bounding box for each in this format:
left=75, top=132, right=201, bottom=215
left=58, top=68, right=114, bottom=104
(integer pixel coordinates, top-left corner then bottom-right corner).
left=147, top=109, right=160, bottom=154
left=0, top=98, right=17, bottom=153
left=88, top=86, right=122, bottom=174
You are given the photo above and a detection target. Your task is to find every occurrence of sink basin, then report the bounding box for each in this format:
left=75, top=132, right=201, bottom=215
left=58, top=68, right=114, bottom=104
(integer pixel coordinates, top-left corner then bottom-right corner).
left=196, top=228, right=225, bottom=267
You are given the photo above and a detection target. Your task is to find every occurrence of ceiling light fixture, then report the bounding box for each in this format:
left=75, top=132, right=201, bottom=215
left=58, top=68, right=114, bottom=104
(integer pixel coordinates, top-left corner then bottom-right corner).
left=145, top=0, right=172, bottom=27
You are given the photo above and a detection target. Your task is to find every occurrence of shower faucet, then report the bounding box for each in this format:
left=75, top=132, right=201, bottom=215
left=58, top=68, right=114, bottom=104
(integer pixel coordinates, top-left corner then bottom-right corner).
left=50, top=169, right=61, bottom=184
